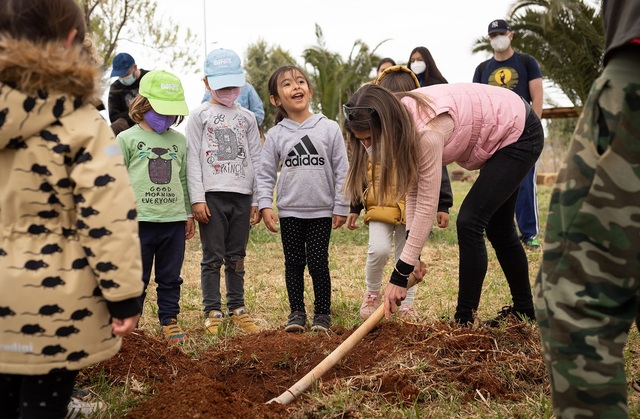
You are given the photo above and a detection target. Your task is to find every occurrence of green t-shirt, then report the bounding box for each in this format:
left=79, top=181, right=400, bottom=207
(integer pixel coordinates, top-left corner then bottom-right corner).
left=117, top=125, right=190, bottom=222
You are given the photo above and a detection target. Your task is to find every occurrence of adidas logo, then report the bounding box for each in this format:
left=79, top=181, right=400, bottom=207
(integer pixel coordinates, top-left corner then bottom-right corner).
left=284, top=135, right=325, bottom=167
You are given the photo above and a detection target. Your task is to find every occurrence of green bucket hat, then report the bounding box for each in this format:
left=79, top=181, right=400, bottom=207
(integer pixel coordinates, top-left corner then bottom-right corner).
left=139, top=70, right=189, bottom=116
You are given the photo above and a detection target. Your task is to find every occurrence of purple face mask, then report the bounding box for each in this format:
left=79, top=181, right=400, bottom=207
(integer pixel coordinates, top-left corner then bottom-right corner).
left=144, top=109, right=176, bottom=133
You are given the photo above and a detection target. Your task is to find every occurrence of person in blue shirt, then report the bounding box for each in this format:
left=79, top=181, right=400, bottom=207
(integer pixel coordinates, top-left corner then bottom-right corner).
left=472, top=18, right=544, bottom=249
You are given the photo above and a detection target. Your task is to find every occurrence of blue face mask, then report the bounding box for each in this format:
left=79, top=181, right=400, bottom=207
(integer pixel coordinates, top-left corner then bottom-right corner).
left=144, top=109, right=176, bottom=133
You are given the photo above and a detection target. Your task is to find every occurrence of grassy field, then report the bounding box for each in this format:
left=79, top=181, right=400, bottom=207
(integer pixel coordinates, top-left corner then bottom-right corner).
left=88, top=178, right=640, bottom=418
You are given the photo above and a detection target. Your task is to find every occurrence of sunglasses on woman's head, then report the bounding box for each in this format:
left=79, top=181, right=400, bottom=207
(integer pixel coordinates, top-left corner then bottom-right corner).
left=342, top=105, right=377, bottom=122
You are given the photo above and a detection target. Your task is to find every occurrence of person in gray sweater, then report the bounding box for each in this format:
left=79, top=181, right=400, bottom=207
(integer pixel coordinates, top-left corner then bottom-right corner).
left=186, top=48, right=262, bottom=335
left=258, top=65, right=349, bottom=333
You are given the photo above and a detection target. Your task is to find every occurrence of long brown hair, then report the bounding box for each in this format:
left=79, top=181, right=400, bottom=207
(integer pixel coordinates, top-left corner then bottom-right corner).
left=343, top=84, right=422, bottom=206
left=407, top=46, right=448, bottom=86
left=0, top=0, right=86, bottom=45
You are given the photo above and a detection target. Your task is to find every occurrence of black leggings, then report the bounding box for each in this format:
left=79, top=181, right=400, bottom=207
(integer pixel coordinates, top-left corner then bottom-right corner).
left=280, top=217, right=332, bottom=315
left=0, top=370, right=78, bottom=419
left=454, top=112, right=544, bottom=323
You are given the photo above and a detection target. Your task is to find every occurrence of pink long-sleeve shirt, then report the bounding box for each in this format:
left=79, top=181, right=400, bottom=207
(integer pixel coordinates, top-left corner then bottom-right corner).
left=399, top=83, right=528, bottom=267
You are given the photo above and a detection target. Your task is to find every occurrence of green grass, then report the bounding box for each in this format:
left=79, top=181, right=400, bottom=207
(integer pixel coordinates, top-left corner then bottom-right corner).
left=83, top=179, right=640, bottom=418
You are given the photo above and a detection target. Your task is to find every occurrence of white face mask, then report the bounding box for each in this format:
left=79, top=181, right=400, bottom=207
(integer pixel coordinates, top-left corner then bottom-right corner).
left=365, top=144, right=372, bottom=156
left=119, top=73, right=136, bottom=86
left=410, top=60, right=426, bottom=75
left=490, top=35, right=511, bottom=52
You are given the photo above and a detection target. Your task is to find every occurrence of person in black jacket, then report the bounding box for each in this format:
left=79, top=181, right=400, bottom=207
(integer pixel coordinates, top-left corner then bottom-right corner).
left=107, top=52, right=149, bottom=135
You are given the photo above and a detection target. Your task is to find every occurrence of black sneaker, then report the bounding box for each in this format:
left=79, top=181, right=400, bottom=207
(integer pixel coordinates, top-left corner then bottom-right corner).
left=311, top=314, right=331, bottom=332
left=633, top=380, right=640, bottom=393
left=71, top=387, right=90, bottom=400
left=484, top=305, right=536, bottom=327
left=285, top=311, right=306, bottom=333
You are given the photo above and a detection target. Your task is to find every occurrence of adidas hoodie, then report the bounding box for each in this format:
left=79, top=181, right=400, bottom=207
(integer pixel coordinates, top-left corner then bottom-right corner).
left=257, top=114, right=349, bottom=218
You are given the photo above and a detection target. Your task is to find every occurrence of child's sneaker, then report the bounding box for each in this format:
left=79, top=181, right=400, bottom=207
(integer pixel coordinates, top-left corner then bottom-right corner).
left=311, top=314, right=331, bottom=332
left=66, top=398, right=105, bottom=419
left=204, top=310, right=224, bottom=335
left=359, top=291, right=381, bottom=320
left=285, top=311, right=306, bottom=333
left=230, top=307, right=259, bottom=333
left=71, top=387, right=90, bottom=400
left=398, top=305, right=420, bottom=321
left=161, top=319, right=185, bottom=343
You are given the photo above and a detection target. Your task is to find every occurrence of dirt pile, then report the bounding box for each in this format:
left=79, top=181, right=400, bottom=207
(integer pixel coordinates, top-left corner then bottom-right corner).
left=82, top=319, right=546, bottom=418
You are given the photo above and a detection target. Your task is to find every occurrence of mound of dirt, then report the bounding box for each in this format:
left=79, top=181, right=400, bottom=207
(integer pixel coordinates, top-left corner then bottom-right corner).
left=81, top=319, right=547, bottom=418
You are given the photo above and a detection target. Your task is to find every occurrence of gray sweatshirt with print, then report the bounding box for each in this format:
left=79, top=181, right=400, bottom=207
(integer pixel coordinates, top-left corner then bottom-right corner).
left=257, top=114, right=349, bottom=218
left=185, top=102, right=262, bottom=203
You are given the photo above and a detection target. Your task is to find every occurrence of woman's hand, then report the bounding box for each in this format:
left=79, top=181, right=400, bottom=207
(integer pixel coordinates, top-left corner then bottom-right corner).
left=383, top=283, right=407, bottom=319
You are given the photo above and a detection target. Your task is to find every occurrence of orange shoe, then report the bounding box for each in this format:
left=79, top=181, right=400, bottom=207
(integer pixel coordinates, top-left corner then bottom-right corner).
left=161, top=319, right=185, bottom=343
left=230, top=307, right=259, bottom=333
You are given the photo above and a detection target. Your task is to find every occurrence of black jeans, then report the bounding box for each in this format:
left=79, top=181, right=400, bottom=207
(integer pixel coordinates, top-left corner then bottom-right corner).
left=454, top=111, right=544, bottom=323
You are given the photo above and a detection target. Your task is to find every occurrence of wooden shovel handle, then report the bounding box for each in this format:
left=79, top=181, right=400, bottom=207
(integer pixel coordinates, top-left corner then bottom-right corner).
left=266, top=261, right=426, bottom=405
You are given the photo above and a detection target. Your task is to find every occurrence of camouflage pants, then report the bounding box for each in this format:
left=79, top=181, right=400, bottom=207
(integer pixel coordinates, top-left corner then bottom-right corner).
left=534, top=50, right=640, bottom=419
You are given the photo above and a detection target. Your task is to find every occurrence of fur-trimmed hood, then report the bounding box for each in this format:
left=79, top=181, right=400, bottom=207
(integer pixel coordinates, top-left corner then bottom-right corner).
left=0, top=35, right=103, bottom=149
left=0, top=35, right=101, bottom=99
left=0, top=36, right=144, bottom=376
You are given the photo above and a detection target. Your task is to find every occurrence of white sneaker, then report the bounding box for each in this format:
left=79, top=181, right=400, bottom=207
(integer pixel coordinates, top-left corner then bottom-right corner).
left=359, top=291, right=381, bottom=320
left=66, top=397, right=105, bottom=419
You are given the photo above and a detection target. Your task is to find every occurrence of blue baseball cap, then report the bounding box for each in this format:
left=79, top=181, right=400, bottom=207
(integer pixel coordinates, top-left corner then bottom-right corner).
left=110, top=53, right=135, bottom=77
left=204, top=49, right=245, bottom=90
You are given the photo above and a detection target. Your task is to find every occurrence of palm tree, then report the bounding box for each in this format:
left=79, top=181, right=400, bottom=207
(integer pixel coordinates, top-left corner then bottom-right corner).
left=303, top=25, right=386, bottom=121
left=245, top=41, right=298, bottom=130
left=472, top=0, right=603, bottom=106
left=245, top=25, right=387, bottom=128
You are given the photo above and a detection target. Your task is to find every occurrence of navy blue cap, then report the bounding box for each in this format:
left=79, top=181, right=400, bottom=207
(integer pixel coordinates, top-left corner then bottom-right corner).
left=488, top=19, right=511, bottom=35
left=110, top=53, right=135, bottom=77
